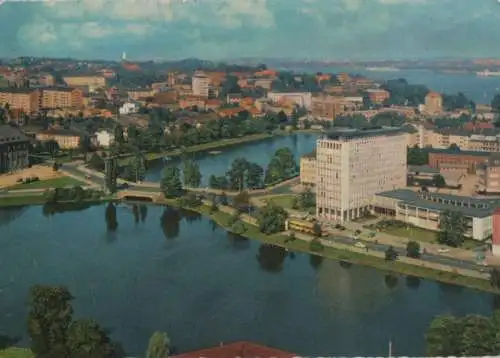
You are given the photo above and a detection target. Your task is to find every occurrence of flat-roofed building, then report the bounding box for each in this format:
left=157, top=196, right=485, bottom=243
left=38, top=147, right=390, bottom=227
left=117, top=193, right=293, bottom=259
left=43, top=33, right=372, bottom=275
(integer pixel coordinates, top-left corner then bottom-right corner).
left=0, top=88, right=40, bottom=113
left=428, top=149, right=490, bottom=173
left=267, top=92, right=312, bottom=109
left=192, top=71, right=210, bottom=98
left=36, top=127, right=82, bottom=149
left=372, top=189, right=494, bottom=240
left=63, top=75, right=106, bottom=89
left=300, top=150, right=316, bottom=186
left=477, top=153, right=500, bottom=193
left=41, top=87, right=84, bottom=109
left=0, top=125, right=30, bottom=173
left=316, top=127, right=407, bottom=222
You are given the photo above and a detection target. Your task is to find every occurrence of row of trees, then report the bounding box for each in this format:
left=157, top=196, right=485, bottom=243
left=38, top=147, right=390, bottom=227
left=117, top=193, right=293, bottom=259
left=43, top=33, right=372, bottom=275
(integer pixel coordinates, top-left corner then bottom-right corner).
left=208, top=148, right=298, bottom=191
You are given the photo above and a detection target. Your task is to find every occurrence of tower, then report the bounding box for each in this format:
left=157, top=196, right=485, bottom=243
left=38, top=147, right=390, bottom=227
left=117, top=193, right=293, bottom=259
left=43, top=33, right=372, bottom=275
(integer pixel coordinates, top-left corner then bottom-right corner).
left=121, top=52, right=127, bottom=62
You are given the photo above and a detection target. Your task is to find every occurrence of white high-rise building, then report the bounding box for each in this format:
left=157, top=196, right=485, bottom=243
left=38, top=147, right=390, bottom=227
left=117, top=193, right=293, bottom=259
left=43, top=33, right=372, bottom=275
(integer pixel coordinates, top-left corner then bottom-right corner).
left=316, top=127, right=407, bottom=222
left=192, top=71, right=210, bottom=98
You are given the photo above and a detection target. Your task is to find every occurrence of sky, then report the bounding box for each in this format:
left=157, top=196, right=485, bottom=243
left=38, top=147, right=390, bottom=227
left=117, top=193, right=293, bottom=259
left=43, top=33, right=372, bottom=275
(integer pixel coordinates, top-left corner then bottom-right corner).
left=1, top=0, right=500, bottom=61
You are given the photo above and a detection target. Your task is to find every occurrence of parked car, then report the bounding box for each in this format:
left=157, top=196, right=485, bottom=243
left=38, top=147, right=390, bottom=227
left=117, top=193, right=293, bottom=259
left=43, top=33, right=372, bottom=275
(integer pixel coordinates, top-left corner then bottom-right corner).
left=354, top=242, right=366, bottom=249
left=437, top=248, right=450, bottom=254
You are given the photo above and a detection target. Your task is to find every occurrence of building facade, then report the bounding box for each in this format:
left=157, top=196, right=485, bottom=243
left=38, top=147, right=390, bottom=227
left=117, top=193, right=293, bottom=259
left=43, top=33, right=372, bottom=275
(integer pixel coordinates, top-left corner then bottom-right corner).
left=0, top=125, right=30, bottom=173
left=267, top=92, right=313, bottom=109
left=477, top=154, right=500, bottom=193
left=316, top=128, right=407, bottom=222
left=493, top=209, right=500, bottom=256
left=36, top=128, right=82, bottom=149
left=300, top=151, right=316, bottom=186
left=0, top=88, right=40, bottom=114
left=311, top=96, right=344, bottom=120
left=41, top=87, right=84, bottom=109
left=63, top=76, right=106, bottom=89
left=366, top=89, right=390, bottom=104
left=192, top=71, right=210, bottom=98
left=424, top=91, right=443, bottom=114
left=428, top=149, right=489, bottom=173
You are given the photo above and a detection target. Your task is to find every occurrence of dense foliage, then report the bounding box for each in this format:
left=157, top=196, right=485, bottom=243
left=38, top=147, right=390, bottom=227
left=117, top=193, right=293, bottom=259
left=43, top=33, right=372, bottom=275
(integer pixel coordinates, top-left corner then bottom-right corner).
left=437, top=209, right=467, bottom=247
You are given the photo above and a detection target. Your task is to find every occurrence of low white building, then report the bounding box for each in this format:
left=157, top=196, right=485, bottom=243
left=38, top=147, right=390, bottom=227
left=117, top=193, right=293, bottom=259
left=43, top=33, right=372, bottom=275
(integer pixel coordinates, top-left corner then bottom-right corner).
left=267, top=92, right=312, bottom=109
left=95, top=130, right=115, bottom=148
left=119, top=102, right=139, bottom=115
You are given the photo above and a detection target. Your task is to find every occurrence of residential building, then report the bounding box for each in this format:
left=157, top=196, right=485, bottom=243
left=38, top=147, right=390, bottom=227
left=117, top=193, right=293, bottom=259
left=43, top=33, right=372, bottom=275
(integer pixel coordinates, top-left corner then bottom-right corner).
left=171, top=341, right=295, bottom=358
left=41, top=87, right=84, bottom=109
left=267, top=92, right=312, bottom=109
left=477, top=154, right=500, bottom=193
left=94, top=130, right=114, bottom=148
left=0, top=125, right=30, bottom=173
left=63, top=75, right=106, bottom=89
left=366, top=89, right=390, bottom=104
left=36, top=127, right=82, bottom=149
left=0, top=88, right=40, bottom=114
left=192, top=71, right=210, bottom=98
left=425, top=91, right=443, bottom=114
left=300, top=150, right=316, bottom=186
left=316, top=127, right=407, bottom=222
left=38, top=74, right=55, bottom=86
left=372, top=189, right=493, bottom=240
left=253, top=78, right=274, bottom=90
left=311, top=96, right=350, bottom=120
left=493, top=209, right=500, bottom=256
left=119, top=102, right=139, bottom=115
left=127, top=89, right=154, bottom=101
left=428, top=149, right=490, bottom=173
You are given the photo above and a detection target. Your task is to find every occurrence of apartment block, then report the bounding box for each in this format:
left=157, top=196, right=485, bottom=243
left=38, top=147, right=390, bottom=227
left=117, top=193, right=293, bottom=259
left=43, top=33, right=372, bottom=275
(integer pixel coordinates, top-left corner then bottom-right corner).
left=366, top=89, right=390, bottom=104
left=316, top=128, right=407, bottom=222
left=63, top=75, right=106, bottom=89
left=300, top=151, right=316, bottom=186
left=41, top=87, right=84, bottom=109
left=267, top=92, right=312, bottom=109
left=477, top=154, right=500, bottom=193
left=192, top=71, right=210, bottom=98
left=0, top=88, right=40, bottom=113
left=36, top=127, right=82, bottom=149
left=424, top=91, right=443, bottom=114
left=311, top=96, right=346, bottom=120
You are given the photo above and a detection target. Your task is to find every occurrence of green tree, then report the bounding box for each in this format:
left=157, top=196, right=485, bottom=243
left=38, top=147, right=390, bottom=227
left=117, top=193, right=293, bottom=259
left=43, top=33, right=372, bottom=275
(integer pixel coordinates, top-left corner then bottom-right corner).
left=385, top=246, right=398, bottom=261
left=183, top=159, right=202, bottom=188
left=226, top=158, right=249, bottom=191
left=161, top=166, right=183, bottom=198
left=298, top=187, right=315, bottom=209
left=233, top=190, right=250, bottom=213
left=27, top=285, right=74, bottom=357
left=433, top=174, right=446, bottom=188
left=113, top=124, right=125, bottom=146
left=406, top=240, right=421, bottom=258
left=219, top=192, right=229, bottom=206
left=437, top=210, right=467, bottom=247
left=209, top=195, right=218, bottom=213
left=130, top=152, right=146, bottom=183
left=146, top=331, right=170, bottom=358
left=407, top=145, right=429, bottom=166
left=264, top=148, right=298, bottom=185
left=245, top=162, right=264, bottom=189
left=256, top=203, right=288, bottom=235
left=231, top=220, right=247, bottom=235
left=490, top=267, right=500, bottom=288
left=313, top=222, right=322, bottom=237
left=66, top=319, right=116, bottom=358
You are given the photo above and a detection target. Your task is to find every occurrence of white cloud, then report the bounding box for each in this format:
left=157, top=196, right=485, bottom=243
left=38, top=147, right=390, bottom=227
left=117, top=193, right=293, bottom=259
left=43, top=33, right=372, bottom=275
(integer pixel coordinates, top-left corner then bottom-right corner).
left=377, top=0, right=427, bottom=4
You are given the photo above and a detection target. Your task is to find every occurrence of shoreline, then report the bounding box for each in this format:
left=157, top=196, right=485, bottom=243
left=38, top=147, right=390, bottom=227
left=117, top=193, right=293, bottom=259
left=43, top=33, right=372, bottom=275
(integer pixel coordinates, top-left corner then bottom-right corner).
left=156, top=198, right=500, bottom=295
left=118, top=129, right=319, bottom=164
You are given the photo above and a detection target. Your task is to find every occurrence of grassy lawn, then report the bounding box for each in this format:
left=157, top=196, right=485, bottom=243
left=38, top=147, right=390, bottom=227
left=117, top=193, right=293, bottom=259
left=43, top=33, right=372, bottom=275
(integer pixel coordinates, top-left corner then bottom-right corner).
left=7, top=177, right=85, bottom=190
left=266, top=195, right=297, bottom=209
left=0, top=348, right=33, bottom=358
left=0, top=195, right=47, bottom=207
left=381, top=225, right=480, bottom=250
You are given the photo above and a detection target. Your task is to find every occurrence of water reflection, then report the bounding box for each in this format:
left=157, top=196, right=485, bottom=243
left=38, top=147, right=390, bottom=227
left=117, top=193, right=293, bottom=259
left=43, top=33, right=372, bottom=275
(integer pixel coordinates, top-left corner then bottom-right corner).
left=105, top=203, right=118, bottom=232
left=227, top=232, right=250, bottom=250
left=140, top=205, right=148, bottom=223
left=384, top=274, right=399, bottom=290
left=256, top=244, right=287, bottom=273
left=208, top=219, right=218, bottom=233
left=178, top=208, right=202, bottom=223
left=160, top=207, right=181, bottom=240
left=438, top=282, right=464, bottom=294
left=309, top=254, right=323, bottom=271
left=132, top=204, right=140, bottom=224
left=405, top=275, right=421, bottom=290
left=339, top=260, right=353, bottom=269
left=0, top=207, right=27, bottom=228
left=42, top=202, right=93, bottom=216
left=492, top=295, right=500, bottom=311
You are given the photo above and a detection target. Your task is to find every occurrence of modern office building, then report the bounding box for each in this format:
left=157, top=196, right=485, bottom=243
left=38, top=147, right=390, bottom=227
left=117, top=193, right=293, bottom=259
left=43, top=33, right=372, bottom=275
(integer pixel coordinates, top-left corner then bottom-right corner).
left=191, top=71, right=210, bottom=98
left=315, top=127, right=407, bottom=222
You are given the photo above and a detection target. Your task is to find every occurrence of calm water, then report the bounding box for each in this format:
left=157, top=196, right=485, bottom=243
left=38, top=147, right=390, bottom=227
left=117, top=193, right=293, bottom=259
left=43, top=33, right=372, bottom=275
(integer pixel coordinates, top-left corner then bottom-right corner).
left=287, top=66, right=500, bottom=104
left=0, top=135, right=497, bottom=356
left=145, top=134, right=318, bottom=186
left=0, top=204, right=495, bottom=356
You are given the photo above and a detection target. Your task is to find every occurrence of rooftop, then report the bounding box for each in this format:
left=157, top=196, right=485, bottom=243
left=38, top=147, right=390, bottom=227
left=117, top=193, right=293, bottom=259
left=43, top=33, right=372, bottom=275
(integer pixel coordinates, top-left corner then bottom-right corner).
left=0, top=87, right=38, bottom=94
left=426, top=148, right=491, bottom=158
left=376, top=188, right=500, bottom=218
left=41, top=86, right=79, bottom=93
left=171, top=341, right=296, bottom=358
left=0, top=125, right=30, bottom=144
left=324, top=126, right=406, bottom=141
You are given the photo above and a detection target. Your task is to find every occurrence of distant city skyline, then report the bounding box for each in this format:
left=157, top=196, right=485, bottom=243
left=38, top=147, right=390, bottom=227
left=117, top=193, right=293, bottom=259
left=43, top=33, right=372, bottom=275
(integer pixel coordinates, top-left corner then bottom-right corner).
left=1, top=0, right=500, bottom=61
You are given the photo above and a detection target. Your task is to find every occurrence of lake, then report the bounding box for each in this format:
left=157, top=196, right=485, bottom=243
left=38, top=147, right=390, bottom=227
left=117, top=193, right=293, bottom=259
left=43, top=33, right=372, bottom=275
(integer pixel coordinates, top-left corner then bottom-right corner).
left=0, top=204, right=496, bottom=356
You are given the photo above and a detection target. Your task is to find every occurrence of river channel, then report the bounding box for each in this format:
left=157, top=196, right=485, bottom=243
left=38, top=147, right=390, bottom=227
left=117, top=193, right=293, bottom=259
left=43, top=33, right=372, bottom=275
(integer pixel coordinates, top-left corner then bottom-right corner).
left=0, top=134, right=497, bottom=356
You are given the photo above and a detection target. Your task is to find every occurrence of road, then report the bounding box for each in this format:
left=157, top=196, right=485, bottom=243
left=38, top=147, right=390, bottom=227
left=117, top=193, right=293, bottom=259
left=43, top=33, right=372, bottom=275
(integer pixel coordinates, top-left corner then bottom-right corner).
left=324, top=234, right=485, bottom=273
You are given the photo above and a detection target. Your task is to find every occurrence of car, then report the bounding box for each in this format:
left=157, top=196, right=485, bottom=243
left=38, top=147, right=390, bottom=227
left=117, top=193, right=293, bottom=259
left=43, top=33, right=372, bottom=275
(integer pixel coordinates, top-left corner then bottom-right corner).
left=120, top=183, right=130, bottom=189
left=437, top=248, right=450, bottom=253
left=354, top=242, right=366, bottom=249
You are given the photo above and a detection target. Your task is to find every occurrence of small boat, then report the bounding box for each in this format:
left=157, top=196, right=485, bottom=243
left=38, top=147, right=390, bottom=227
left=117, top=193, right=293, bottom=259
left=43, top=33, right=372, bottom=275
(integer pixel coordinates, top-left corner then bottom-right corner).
left=208, top=151, right=222, bottom=155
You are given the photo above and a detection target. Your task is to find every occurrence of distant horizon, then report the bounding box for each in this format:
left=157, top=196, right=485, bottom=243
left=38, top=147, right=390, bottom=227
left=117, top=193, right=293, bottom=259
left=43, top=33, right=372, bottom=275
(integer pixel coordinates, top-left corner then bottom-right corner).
left=2, top=0, right=500, bottom=60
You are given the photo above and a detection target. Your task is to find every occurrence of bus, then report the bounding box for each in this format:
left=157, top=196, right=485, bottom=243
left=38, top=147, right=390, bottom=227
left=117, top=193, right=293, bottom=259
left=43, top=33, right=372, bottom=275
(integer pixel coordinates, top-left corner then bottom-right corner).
left=285, top=218, right=322, bottom=236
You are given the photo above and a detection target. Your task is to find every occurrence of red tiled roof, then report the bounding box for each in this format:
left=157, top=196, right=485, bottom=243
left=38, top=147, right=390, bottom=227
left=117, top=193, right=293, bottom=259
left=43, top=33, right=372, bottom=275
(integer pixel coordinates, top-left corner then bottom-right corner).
left=172, top=341, right=296, bottom=358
